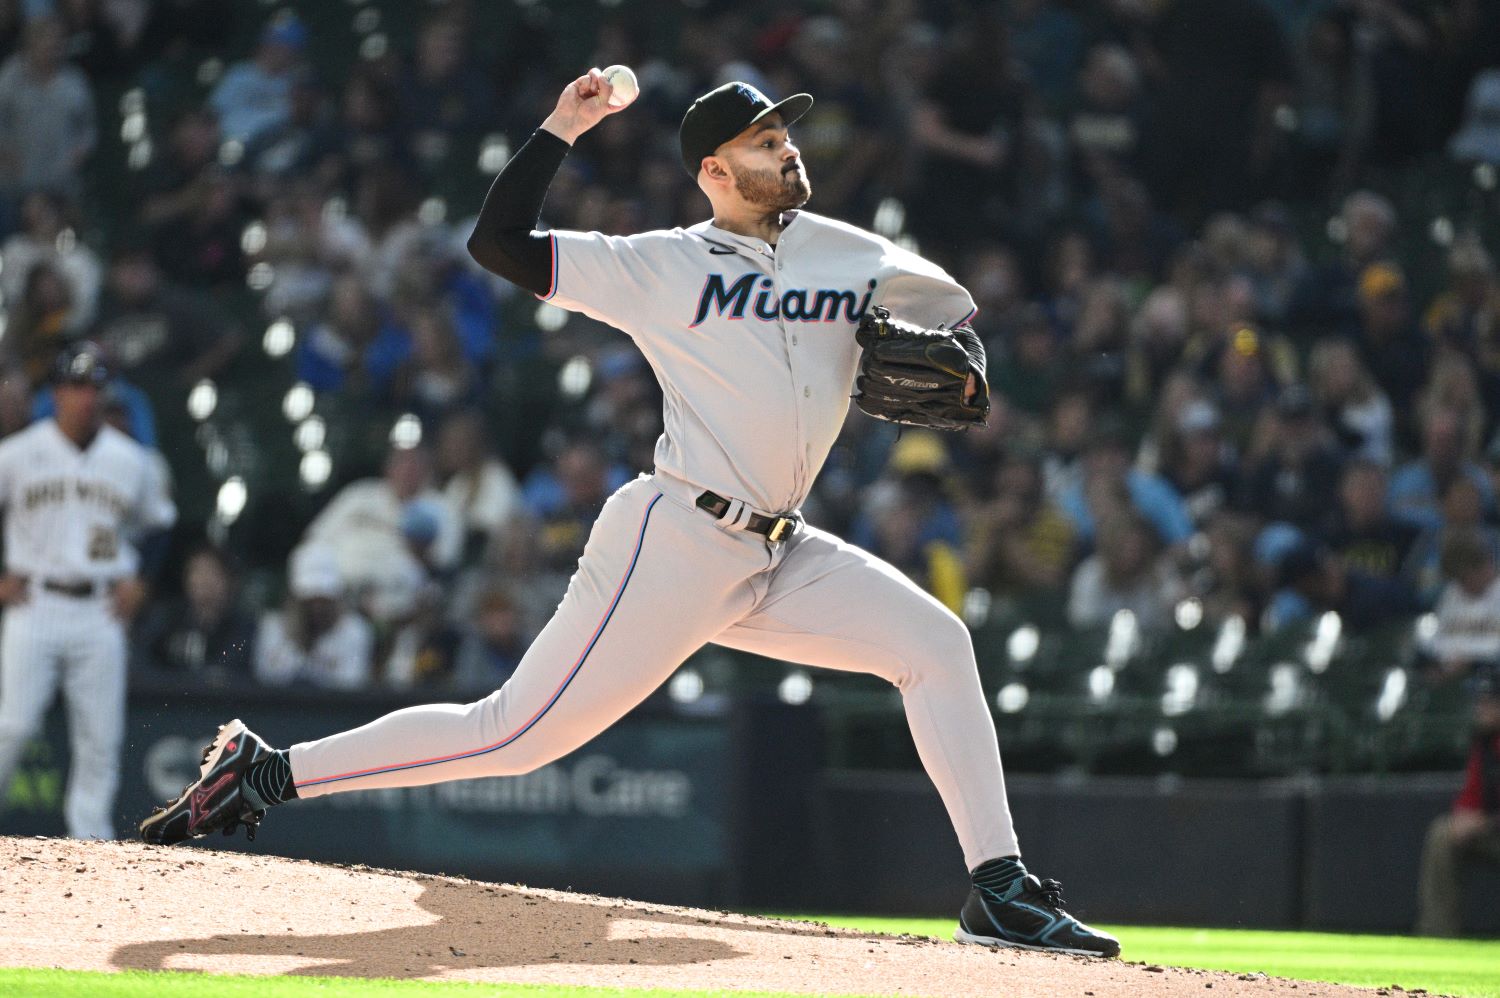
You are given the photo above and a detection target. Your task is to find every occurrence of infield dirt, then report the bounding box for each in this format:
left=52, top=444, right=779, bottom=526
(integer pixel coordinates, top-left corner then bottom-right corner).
left=0, top=836, right=1414, bottom=997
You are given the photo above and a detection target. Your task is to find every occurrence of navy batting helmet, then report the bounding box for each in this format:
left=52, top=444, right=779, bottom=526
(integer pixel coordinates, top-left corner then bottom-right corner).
left=52, top=341, right=111, bottom=387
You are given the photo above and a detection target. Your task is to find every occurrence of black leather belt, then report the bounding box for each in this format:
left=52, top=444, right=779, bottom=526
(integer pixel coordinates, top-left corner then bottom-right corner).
left=40, top=578, right=107, bottom=598
left=695, top=490, right=800, bottom=543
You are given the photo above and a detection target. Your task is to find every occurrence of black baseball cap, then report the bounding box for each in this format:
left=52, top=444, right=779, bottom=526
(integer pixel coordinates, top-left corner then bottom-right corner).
left=52, top=341, right=111, bottom=387
left=679, top=81, right=813, bottom=177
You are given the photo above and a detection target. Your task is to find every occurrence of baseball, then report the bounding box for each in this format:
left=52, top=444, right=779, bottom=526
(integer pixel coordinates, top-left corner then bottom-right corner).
left=602, top=64, right=639, bottom=107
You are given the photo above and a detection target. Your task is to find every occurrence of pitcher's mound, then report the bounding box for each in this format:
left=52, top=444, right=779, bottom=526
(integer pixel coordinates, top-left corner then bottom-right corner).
left=1, top=836, right=1383, bottom=997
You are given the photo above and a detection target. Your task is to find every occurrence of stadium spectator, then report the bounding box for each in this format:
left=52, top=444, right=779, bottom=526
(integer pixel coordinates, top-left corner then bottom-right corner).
left=399, top=12, right=492, bottom=152
left=1419, top=529, right=1500, bottom=683
left=1068, top=276, right=1133, bottom=402
left=1243, top=202, right=1307, bottom=326
left=0, top=191, right=100, bottom=331
left=1421, top=348, right=1489, bottom=447
left=383, top=583, right=465, bottom=692
left=1065, top=43, right=1144, bottom=200
left=454, top=586, right=529, bottom=691
left=853, top=434, right=968, bottom=614
left=55, top=0, right=149, bottom=83
left=137, top=106, right=220, bottom=228
left=782, top=18, right=882, bottom=219
left=241, top=69, right=326, bottom=184
left=349, top=163, right=428, bottom=301
left=1185, top=511, right=1261, bottom=626
left=301, top=443, right=461, bottom=624
left=964, top=244, right=1030, bottom=348
left=1140, top=0, right=1294, bottom=220
left=1389, top=405, right=1496, bottom=532
left=1242, top=382, right=1346, bottom=536
left=906, top=5, right=1026, bottom=249
left=296, top=273, right=411, bottom=396
left=1406, top=472, right=1500, bottom=605
left=149, top=166, right=250, bottom=289
left=317, top=67, right=413, bottom=193
left=0, top=15, right=96, bottom=229
left=1290, top=7, right=1367, bottom=195
left=1067, top=511, right=1184, bottom=630
left=1126, top=288, right=1191, bottom=411
left=1348, top=261, right=1432, bottom=414
left=1288, top=190, right=1400, bottom=336
left=1321, top=460, right=1417, bottom=582
left=136, top=545, right=256, bottom=680
left=1134, top=370, right=1205, bottom=475
left=254, top=543, right=374, bottom=690
left=4, top=263, right=76, bottom=385
left=1159, top=399, right=1240, bottom=529
left=990, top=304, right=1062, bottom=418
left=1005, top=0, right=1085, bottom=113
left=1423, top=241, right=1500, bottom=389
left=508, top=438, right=623, bottom=629
left=966, top=448, right=1076, bottom=616
left=1415, top=660, right=1500, bottom=936
left=1271, top=540, right=1421, bottom=632
left=389, top=309, right=479, bottom=423
left=91, top=244, right=239, bottom=386
left=1060, top=423, right=1193, bottom=549
left=435, top=408, right=520, bottom=566
left=208, top=12, right=308, bottom=147
left=1308, top=338, right=1394, bottom=466
left=1345, top=0, right=1441, bottom=166
left=1448, top=69, right=1500, bottom=165
left=1204, top=325, right=1289, bottom=459
left=254, top=181, right=360, bottom=321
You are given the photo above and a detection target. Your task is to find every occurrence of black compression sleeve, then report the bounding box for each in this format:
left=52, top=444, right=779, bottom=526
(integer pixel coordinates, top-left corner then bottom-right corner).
left=466, top=128, right=572, bottom=297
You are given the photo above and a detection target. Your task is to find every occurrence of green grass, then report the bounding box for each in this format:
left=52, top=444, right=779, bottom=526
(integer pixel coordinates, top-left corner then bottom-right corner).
left=7, top=922, right=1500, bottom=998
left=795, top=915, right=1500, bottom=998
left=0, top=969, right=828, bottom=998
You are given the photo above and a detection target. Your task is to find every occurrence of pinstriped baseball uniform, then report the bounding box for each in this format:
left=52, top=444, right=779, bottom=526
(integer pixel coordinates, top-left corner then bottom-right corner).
left=0, top=419, right=177, bottom=839
left=289, top=208, right=1020, bottom=870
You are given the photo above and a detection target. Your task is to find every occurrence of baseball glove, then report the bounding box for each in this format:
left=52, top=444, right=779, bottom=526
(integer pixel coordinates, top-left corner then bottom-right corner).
left=852, top=306, right=990, bottom=431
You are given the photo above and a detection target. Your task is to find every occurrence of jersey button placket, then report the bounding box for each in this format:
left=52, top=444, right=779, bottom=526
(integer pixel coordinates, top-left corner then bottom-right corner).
left=772, top=247, right=806, bottom=507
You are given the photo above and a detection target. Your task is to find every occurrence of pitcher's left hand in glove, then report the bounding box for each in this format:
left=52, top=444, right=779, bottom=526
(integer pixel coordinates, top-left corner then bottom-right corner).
left=853, top=306, right=990, bottom=431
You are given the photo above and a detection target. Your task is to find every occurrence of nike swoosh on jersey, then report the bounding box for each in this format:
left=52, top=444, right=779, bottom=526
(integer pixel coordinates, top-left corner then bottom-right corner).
left=708, top=246, right=738, bottom=255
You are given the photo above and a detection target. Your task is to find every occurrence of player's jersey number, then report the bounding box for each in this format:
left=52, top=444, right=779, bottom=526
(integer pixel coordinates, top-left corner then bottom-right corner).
left=88, top=526, right=119, bottom=562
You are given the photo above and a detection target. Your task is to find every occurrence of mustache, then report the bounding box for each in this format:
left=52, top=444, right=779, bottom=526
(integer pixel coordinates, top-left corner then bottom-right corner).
left=782, top=161, right=800, bottom=175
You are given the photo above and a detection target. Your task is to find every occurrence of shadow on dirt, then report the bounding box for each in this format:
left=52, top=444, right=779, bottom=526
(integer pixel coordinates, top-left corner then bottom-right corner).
left=110, top=877, right=878, bottom=977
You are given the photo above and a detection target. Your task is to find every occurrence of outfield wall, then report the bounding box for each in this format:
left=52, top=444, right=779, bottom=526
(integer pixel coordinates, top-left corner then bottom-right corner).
left=1, top=683, right=1495, bottom=935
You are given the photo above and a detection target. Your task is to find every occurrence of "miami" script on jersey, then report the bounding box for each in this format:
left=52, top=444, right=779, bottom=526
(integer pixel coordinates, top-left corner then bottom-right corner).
left=690, top=275, right=876, bottom=327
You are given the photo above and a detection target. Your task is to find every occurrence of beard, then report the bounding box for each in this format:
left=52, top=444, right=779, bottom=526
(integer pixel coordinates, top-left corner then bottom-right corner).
left=732, top=162, right=811, bottom=213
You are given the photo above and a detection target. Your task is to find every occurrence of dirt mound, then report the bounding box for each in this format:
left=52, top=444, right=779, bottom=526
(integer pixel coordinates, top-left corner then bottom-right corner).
left=0, top=836, right=1386, bottom=997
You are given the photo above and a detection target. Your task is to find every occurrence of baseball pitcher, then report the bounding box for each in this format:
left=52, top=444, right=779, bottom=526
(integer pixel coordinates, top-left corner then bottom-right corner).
left=141, top=71, right=1118, bottom=957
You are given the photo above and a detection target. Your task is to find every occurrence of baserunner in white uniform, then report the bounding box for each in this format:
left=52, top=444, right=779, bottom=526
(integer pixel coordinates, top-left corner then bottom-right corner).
left=0, top=343, right=177, bottom=839
left=141, top=71, right=1119, bottom=958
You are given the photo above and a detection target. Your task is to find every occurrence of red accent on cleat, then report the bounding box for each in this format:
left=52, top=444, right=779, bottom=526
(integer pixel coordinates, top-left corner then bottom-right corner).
left=187, top=772, right=238, bottom=833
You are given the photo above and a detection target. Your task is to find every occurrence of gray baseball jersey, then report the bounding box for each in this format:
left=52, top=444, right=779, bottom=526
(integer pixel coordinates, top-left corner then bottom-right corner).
left=0, top=419, right=177, bottom=839
left=289, top=210, right=1018, bottom=871
left=544, top=211, right=975, bottom=513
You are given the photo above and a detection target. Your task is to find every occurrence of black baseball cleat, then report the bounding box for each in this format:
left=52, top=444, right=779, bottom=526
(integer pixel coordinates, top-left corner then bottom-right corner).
left=139, top=719, right=270, bottom=845
left=955, top=874, right=1121, bottom=958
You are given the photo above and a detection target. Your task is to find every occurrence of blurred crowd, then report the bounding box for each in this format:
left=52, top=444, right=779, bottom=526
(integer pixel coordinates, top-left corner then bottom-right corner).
left=0, top=0, right=1498, bottom=695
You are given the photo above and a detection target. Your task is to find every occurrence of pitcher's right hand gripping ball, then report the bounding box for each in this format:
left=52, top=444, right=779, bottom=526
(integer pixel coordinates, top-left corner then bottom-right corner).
left=853, top=306, right=990, bottom=431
